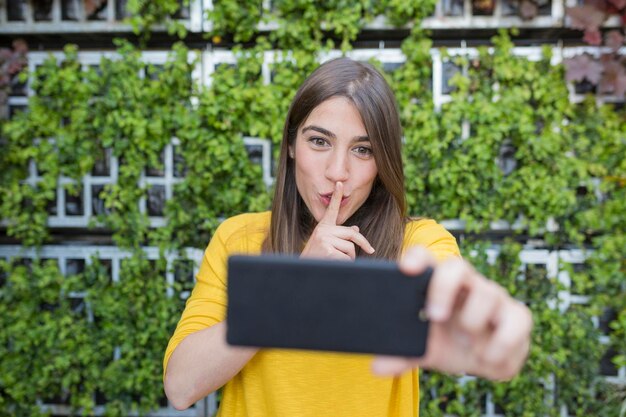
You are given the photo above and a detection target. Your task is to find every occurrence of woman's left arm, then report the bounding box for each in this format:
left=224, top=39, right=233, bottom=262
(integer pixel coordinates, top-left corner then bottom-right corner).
left=372, top=246, right=533, bottom=381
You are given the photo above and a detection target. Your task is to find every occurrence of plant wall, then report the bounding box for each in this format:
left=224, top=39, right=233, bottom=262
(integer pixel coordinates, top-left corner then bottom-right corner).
left=1, top=0, right=625, bottom=416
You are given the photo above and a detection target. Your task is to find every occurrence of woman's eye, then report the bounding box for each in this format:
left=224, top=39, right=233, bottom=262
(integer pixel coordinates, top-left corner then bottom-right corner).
left=309, top=137, right=327, bottom=147
left=354, top=146, right=373, bottom=157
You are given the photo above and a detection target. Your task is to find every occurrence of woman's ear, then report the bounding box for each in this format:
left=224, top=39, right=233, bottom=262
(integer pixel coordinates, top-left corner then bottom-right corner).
left=288, top=146, right=295, bottom=159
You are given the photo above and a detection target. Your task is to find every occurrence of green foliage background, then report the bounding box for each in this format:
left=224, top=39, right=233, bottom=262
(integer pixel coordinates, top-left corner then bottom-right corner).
left=1, top=1, right=625, bottom=415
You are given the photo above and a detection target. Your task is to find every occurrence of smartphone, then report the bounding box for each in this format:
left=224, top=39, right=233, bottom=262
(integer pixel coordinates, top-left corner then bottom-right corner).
left=226, top=254, right=432, bottom=357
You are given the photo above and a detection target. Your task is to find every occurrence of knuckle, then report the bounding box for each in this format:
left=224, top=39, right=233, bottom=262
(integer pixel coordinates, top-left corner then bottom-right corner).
left=461, top=316, right=483, bottom=334
left=466, top=305, right=490, bottom=330
left=484, top=280, right=504, bottom=299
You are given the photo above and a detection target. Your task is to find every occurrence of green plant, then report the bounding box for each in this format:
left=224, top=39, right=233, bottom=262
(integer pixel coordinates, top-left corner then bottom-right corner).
left=126, top=0, right=190, bottom=39
left=0, top=258, right=99, bottom=416
left=1, top=44, right=99, bottom=246
left=0, top=40, right=268, bottom=415
left=84, top=253, right=180, bottom=416
left=1, top=3, right=625, bottom=416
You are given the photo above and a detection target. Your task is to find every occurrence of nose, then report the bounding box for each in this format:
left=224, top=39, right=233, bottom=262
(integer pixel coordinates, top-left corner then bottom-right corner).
left=325, top=149, right=349, bottom=183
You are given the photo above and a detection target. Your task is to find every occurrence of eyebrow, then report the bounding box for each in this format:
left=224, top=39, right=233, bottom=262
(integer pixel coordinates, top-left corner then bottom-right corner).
left=301, top=125, right=369, bottom=143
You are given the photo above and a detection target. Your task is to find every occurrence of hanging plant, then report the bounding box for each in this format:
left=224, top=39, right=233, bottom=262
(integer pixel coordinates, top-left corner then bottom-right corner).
left=0, top=39, right=28, bottom=120
left=565, top=1, right=626, bottom=97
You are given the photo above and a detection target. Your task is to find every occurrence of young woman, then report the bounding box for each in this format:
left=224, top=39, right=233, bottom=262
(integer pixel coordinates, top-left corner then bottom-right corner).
left=163, top=57, right=532, bottom=416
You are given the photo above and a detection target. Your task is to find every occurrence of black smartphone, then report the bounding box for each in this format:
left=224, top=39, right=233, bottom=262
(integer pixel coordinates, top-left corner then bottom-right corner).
left=226, top=254, right=432, bottom=357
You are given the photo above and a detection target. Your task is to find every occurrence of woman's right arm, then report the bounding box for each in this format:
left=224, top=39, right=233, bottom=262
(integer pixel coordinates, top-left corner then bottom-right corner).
left=164, top=321, right=258, bottom=410
left=163, top=215, right=262, bottom=410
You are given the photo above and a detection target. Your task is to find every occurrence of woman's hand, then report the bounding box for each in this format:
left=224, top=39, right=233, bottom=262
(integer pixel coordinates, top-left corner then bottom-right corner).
left=301, top=181, right=375, bottom=260
left=372, top=246, right=533, bottom=381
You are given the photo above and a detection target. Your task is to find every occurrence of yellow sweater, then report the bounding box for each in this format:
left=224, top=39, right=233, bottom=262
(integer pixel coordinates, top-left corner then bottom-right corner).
left=164, top=212, right=460, bottom=417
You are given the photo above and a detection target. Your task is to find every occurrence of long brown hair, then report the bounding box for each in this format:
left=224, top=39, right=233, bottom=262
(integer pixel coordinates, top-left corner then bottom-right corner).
left=262, top=57, right=406, bottom=260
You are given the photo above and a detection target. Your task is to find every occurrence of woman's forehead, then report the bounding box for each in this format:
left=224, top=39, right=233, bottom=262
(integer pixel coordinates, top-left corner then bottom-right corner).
left=300, top=97, right=367, bottom=137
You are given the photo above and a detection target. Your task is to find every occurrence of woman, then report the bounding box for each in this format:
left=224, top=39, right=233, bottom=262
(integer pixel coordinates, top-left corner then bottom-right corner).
left=163, top=57, right=532, bottom=416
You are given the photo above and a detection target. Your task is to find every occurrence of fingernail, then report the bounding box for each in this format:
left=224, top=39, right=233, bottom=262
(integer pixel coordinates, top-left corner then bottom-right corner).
left=427, top=304, right=447, bottom=321
left=369, top=247, right=375, bottom=254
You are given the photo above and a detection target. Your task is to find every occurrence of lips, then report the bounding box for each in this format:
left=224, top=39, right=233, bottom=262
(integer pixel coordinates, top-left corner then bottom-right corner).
left=320, top=193, right=349, bottom=207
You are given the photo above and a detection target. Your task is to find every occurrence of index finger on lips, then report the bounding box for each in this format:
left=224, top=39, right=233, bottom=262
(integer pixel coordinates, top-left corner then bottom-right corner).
left=320, top=181, right=343, bottom=225
left=425, top=257, right=474, bottom=322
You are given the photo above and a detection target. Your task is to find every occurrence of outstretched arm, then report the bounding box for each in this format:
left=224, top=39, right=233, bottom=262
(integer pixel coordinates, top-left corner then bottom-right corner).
left=372, top=246, right=533, bottom=380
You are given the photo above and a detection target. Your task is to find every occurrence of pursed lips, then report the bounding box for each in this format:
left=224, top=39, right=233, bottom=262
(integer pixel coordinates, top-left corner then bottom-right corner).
left=319, top=193, right=349, bottom=207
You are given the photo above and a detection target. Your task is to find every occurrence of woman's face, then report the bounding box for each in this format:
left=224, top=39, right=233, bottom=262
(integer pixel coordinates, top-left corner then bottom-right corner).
left=290, top=96, right=378, bottom=225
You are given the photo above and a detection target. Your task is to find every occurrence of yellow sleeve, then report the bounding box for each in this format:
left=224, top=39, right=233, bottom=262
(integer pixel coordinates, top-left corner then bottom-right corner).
left=403, top=218, right=460, bottom=262
left=162, top=213, right=267, bottom=378
left=162, top=221, right=230, bottom=377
